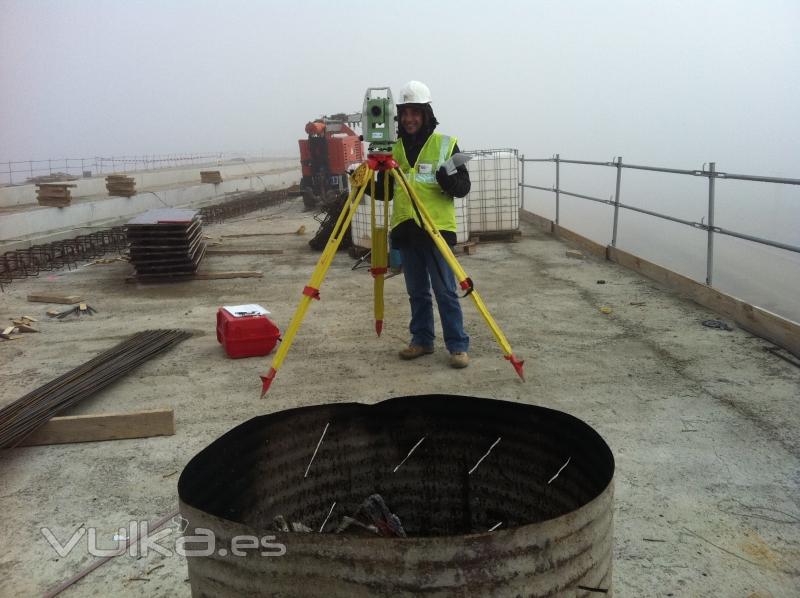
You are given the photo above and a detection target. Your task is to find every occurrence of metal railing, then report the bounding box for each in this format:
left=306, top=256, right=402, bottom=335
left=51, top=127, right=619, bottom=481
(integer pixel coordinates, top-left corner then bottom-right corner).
left=519, top=155, right=800, bottom=285
left=0, top=152, right=274, bottom=186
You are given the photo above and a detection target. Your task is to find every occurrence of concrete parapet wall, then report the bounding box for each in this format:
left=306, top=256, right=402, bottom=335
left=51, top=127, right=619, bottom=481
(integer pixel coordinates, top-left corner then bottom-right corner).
left=0, top=159, right=297, bottom=208
left=0, top=166, right=300, bottom=250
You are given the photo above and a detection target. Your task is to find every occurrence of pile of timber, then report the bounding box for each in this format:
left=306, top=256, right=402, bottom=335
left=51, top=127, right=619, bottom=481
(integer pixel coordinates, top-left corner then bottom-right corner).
left=36, top=183, right=77, bottom=207
left=126, top=208, right=206, bottom=279
left=200, top=170, right=223, bottom=184
left=106, top=174, right=136, bottom=197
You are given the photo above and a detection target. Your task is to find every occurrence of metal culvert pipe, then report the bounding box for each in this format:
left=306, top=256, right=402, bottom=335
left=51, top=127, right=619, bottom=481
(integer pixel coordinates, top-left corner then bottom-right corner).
left=178, top=395, right=615, bottom=597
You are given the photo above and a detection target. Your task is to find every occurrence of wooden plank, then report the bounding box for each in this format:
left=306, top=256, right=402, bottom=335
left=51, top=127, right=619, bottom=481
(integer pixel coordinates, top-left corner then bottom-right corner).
left=206, top=249, right=284, bottom=255
left=18, top=409, right=175, bottom=446
left=471, top=230, right=522, bottom=243
left=191, top=271, right=264, bottom=280
left=553, top=224, right=608, bottom=258
left=222, top=233, right=283, bottom=238
left=27, top=293, right=84, bottom=304
left=608, top=246, right=800, bottom=357
left=519, top=209, right=554, bottom=232
left=125, top=271, right=263, bottom=283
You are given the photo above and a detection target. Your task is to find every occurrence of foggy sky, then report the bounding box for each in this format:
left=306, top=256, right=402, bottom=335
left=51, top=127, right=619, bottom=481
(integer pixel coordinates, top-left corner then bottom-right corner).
left=1, top=0, right=799, bottom=176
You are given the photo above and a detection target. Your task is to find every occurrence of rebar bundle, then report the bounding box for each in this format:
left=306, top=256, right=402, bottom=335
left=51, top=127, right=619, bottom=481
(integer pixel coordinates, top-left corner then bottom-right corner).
left=199, top=189, right=289, bottom=224
left=0, top=329, right=191, bottom=448
left=0, top=227, right=128, bottom=288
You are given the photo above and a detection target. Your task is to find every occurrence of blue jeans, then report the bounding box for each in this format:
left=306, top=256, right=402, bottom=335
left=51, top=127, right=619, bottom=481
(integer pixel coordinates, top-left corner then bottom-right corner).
left=399, top=245, right=469, bottom=353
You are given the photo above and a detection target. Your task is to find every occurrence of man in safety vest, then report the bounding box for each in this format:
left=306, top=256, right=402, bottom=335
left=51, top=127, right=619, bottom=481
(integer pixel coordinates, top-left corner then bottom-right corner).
left=375, top=80, right=472, bottom=368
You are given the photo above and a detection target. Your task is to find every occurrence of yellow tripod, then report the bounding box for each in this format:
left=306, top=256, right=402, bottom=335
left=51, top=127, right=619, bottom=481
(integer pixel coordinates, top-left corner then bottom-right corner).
left=260, top=153, right=525, bottom=397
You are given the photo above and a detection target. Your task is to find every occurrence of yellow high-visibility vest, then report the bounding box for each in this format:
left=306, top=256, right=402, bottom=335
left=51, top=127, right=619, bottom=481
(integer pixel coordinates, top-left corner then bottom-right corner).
left=391, top=133, right=458, bottom=232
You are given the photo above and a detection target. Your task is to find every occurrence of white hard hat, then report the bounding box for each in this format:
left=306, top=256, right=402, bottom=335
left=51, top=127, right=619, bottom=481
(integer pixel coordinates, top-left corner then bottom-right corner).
left=398, top=80, right=432, bottom=105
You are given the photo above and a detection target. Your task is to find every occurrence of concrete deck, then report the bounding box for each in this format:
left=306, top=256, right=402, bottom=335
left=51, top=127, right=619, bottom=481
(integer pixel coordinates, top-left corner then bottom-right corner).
left=0, top=198, right=798, bottom=596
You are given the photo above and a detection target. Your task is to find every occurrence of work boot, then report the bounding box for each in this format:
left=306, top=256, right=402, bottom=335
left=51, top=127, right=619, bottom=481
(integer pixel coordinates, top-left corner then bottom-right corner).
left=398, top=345, right=434, bottom=360
left=449, top=352, right=469, bottom=369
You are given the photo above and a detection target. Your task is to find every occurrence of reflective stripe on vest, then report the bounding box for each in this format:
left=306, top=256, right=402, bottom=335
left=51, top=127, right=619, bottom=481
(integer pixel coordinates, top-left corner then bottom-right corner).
left=391, top=133, right=458, bottom=232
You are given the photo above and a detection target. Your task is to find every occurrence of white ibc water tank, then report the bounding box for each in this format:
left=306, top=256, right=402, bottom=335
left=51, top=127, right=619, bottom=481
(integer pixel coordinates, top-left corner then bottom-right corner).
left=350, top=198, right=389, bottom=249
left=465, top=149, right=520, bottom=233
left=351, top=195, right=469, bottom=248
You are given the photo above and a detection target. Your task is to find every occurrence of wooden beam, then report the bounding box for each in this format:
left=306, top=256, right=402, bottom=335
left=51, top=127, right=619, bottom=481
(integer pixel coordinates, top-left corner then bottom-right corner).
left=206, top=249, right=284, bottom=255
left=608, top=246, right=800, bottom=357
left=126, top=271, right=263, bottom=282
left=553, top=224, right=607, bottom=258
left=27, top=293, right=84, bottom=305
left=191, top=271, right=264, bottom=280
left=519, top=209, right=554, bottom=233
left=18, top=409, right=175, bottom=446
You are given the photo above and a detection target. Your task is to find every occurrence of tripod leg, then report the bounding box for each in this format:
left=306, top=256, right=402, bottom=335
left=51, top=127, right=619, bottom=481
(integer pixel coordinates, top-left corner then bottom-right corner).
left=260, top=173, right=372, bottom=396
left=389, top=168, right=525, bottom=380
left=369, top=175, right=388, bottom=336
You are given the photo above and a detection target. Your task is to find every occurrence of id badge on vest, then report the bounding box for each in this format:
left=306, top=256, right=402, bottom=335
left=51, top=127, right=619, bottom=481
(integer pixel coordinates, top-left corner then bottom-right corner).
left=417, top=162, right=435, bottom=183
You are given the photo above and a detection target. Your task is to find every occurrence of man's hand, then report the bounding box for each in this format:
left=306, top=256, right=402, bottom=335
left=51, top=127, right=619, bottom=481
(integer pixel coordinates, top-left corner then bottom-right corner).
left=436, top=166, right=455, bottom=194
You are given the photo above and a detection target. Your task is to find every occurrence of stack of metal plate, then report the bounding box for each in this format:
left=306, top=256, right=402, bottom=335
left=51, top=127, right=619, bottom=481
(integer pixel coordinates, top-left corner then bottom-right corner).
left=126, top=209, right=206, bottom=279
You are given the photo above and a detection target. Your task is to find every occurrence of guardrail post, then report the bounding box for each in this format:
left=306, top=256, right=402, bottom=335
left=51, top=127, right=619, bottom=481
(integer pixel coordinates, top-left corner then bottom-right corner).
left=7, top=161, right=12, bottom=185
left=555, top=153, right=561, bottom=224
left=706, top=162, right=716, bottom=285
left=520, top=154, right=526, bottom=210
left=611, top=156, right=623, bottom=246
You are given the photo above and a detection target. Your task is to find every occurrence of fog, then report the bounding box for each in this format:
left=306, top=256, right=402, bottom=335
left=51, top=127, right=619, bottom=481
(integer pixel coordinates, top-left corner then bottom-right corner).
left=1, top=0, right=799, bottom=320
left=2, top=0, right=797, bottom=170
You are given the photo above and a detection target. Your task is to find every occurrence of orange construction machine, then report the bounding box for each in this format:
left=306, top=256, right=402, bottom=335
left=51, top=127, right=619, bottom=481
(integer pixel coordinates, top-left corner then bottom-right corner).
left=298, top=114, right=364, bottom=210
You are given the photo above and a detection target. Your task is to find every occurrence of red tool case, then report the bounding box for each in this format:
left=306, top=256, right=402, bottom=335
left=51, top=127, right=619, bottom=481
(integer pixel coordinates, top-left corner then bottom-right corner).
left=216, top=308, right=280, bottom=359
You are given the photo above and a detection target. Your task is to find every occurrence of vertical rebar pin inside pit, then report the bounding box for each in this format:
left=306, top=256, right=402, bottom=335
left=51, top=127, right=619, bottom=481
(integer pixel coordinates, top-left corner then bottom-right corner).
left=547, top=456, right=571, bottom=484
left=319, top=501, right=336, bottom=532
left=468, top=437, right=501, bottom=475
left=393, top=436, right=426, bottom=473
left=304, top=422, right=329, bottom=478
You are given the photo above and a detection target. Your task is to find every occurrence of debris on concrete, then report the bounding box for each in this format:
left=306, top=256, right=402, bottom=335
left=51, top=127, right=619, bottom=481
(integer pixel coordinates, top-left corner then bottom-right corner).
left=702, top=319, right=733, bottom=331
left=566, top=250, right=584, bottom=259
left=1, top=326, right=20, bottom=340
left=48, top=303, right=97, bottom=318
left=10, top=316, right=39, bottom=332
